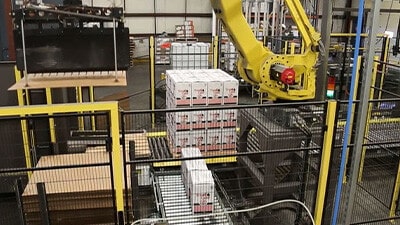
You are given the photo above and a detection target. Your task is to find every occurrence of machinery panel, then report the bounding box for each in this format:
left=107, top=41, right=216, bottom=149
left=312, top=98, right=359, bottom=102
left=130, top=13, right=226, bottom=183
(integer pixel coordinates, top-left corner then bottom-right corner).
left=12, top=5, right=130, bottom=73
left=14, top=28, right=130, bottom=73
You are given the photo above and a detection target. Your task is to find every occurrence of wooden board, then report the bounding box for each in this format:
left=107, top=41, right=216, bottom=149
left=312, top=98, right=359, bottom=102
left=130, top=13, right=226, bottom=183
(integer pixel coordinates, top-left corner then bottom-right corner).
left=124, top=133, right=151, bottom=158
left=85, top=133, right=151, bottom=158
left=23, top=152, right=113, bottom=196
left=22, top=151, right=133, bottom=225
left=8, top=71, right=127, bottom=90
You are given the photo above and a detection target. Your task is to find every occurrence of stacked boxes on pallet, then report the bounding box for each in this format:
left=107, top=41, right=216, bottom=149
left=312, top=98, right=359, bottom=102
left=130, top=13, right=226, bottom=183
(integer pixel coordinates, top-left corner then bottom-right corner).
left=170, top=42, right=210, bottom=70
left=176, top=20, right=195, bottom=38
left=220, top=41, right=237, bottom=72
left=181, top=147, right=214, bottom=213
left=166, top=69, right=239, bottom=155
left=155, top=37, right=173, bottom=64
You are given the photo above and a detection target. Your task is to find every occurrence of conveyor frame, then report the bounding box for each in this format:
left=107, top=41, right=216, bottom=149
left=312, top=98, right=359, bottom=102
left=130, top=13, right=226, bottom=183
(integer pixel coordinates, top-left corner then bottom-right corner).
left=153, top=172, right=233, bottom=225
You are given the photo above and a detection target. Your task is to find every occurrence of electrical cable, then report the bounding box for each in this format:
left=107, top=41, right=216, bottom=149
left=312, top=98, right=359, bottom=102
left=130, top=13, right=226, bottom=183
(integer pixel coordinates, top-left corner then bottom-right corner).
left=131, top=199, right=316, bottom=225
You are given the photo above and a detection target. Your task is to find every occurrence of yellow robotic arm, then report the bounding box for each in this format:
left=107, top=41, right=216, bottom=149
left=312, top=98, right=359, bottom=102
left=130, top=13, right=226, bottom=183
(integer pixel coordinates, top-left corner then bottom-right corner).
left=211, top=0, right=321, bottom=101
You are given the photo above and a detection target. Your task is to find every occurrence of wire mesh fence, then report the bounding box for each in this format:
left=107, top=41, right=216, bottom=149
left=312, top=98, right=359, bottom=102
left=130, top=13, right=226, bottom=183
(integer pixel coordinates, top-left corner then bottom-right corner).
left=332, top=99, right=400, bottom=225
left=0, top=112, right=118, bottom=225
left=122, top=102, right=327, bottom=225
left=154, top=36, right=214, bottom=70
left=3, top=97, right=400, bottom=225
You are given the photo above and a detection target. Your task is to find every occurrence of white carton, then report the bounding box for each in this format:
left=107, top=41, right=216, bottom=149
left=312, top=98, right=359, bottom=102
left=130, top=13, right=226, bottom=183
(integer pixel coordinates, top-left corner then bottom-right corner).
left=188, top=44, right=195, bottom=60
left=171, top=75, right=191, bottom=106
left=182, top=156, right=208, bottom=195
left=189, top=170, right=214, bottom=213
left=174, top=111, right=191, bottom=130
left=172, top=60, right=184, bottom=70
left=171, top=130, right=192, bottom=153
left=221, top=128, right=236, bottom=150
left=137, top=164, right=152, bottom=186
left=221, top=109, right=237, bottom=128
left=190, top=129, right=207, bottom=151
left=192, top=110, right=207, bottom=129
left=182, top=44, right=190, bottom=61
left=181, top=147, right=203, bottom=183
left=194, top=44, right=202, bottom=61
left=166, top=70, right=192, bottom=108
left=181, top=147, right=202, bottom=158
left=207, top=110, right=222, bottom=128
left=200, top=60, right=209, bottom=69
left=207, top=77, right=223, bottom=105
left=171, top=42, right=183, bottom=60
left=184, top=20, right=194, bottom=26
left=206, top=128, right=222, bottom=151
left=182, top=60, right=189, bottom=69
left=222, top=75, right=239, bottom=105
left=192, top=80, right=207, bottom=105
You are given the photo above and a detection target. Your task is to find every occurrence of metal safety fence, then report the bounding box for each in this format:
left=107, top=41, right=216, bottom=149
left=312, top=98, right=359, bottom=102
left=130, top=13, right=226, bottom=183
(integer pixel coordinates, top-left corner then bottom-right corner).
left=0, top=103, right=122, bottom=225
left=121, top=101, right=329, bottom=225
left=2, top=98, right=400, bottom=225
left=332, top=99, right=400, bottom=225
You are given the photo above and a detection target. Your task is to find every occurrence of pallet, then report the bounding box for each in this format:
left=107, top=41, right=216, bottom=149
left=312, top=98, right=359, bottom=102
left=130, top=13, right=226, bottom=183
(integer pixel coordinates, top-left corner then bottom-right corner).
left=9, top=71, right=127, bottom=90
left=21, top=152, right=133, bottom=225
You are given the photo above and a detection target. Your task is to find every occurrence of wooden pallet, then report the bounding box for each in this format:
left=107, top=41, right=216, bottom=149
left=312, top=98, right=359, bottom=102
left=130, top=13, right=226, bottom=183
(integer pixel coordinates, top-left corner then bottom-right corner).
left=9, top=71, right=127, bottom=90
left=22, top=152, right=133, bottom=225
left=85, top=133, right=151, bottom=159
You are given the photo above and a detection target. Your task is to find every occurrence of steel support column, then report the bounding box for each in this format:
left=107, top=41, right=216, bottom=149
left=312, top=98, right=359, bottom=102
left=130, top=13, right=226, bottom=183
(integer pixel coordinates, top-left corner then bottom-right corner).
left=342, top=1, right=381, bottom=224
left=315, top=0, right=332, bottom=100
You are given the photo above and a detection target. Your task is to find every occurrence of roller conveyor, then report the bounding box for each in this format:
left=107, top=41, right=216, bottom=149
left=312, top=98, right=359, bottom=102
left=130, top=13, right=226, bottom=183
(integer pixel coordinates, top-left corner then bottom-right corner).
left=155, top=174, right=232, bottom=225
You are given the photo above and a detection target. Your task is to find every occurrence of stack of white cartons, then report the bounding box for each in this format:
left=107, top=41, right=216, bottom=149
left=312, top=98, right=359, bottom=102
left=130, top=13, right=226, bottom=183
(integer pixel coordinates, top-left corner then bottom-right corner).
left=180, top=148, right=214, bottom=213
left=181, top=147, right=208, bottom=193
left=170, top=42, right=210, bottom=70
left=189, top=170, right=214, bottom=213
left=221, top=42, right=237, bottom=72
left=176, top=20, right=195, bottom=38
left=166, top=69, right=239, bottom=155
left=155, top=37, right=173, bottom=64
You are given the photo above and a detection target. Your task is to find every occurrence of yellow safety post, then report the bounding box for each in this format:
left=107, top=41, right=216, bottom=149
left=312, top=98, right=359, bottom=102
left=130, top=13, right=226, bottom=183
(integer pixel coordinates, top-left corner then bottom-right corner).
left=290, top=42, right=296, bottom=54
left=14, top=67, right=32, bottom=176
left=358, top=56, right=379, bottom=182
left=45, top=88, right=56, bottom=143
left=89, top=86, right=96, bottom=130
left=150, top=36, right=156, bottom=127
left=283, top=40, right=288, bottom=54
left=314, top=100, right=337, bottom=225
left=213, top=35, right=219, bottom=69
left=390, top=159, right=400, bottom=220
left=76, top=87, right=84, bottom=130
left=109, top=104, right=125, bottom=218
